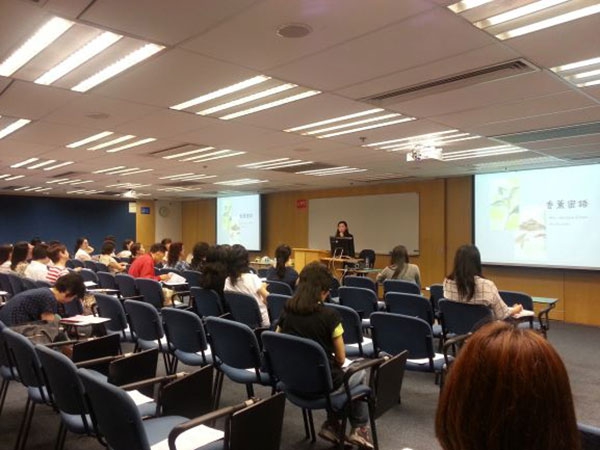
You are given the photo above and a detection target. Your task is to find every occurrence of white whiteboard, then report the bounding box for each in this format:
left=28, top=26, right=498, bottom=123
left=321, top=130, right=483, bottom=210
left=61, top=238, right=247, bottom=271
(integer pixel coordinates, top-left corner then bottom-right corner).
left=308, top=192, right=419, bottom=255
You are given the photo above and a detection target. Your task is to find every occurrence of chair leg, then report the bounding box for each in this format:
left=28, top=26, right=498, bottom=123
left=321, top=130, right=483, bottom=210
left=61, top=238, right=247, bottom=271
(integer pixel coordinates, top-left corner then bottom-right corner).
left=54, top=421, right=67, bottom=450
left=0, top=378, right=9, bottom=416
left=368, top=399, right=379, bottom=450
left=213, top=371, right=224, bottom=409
left=245, top=383, right=254, bottom=399
left=171, top=357, right=179, bottom=374
left=15, top=398, right=36, bottom=450
left=338, top=415, right=348, bottom=450
left=307, top=409, right=316, bottom=443
left=301, top=409, right=310, bottom=440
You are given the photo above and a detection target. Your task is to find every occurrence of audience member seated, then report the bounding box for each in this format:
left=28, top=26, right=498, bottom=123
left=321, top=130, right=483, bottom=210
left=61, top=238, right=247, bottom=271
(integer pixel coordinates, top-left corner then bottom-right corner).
left=46, top=243, right=71, bottom=284
left=200, top=244, right=229, bottom=311
left=128, top=243, right=169, bottom=281
left=116, top=239, right=133, bottom=258
left=0, top=272, right=85, bottom=325
left=129, top=242, right=145, bottom=262
left=266, top=244, right=298, bottom=290
left=163, top=242, right=190, bottom=272
left=24, top=243, right=50, bottom=281
left=73, top=237, right=94, bottom=261
left=436, top=321, right=580, bottom=450
left=224, top=244, right=269, bottom=326
left=0, top=243, right=13, bottom=273
left=189, top=241, right=209, bottom=272
left=10, top=241, right=31, bottom=278
left=376, top=244, right=421, bottom=287
left=160, top=237, right=172, bottom=264
left=443, top=245, right=521, bottom=320
left=98, top=241, right=127, bottom=273
left=277, top=261, right=373, bottom=449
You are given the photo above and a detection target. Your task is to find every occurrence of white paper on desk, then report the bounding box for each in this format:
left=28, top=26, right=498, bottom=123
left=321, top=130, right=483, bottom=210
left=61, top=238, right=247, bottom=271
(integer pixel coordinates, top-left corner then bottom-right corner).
left=151, top=425, right=224, bottom=450
left=61, top=315, right=110, bottom=325
left=342, top=358, right=353, bottom=369
left=408, top=353, right=445, bottom=365
left=84, top=281, right=97, bottom=287
left=347, top=337, right=372, bottom=348
left=513, top=309, right=535, bottom=318
left=127, top=389, right=154, bottom=406
left=163, top=272, right=187, bottom=285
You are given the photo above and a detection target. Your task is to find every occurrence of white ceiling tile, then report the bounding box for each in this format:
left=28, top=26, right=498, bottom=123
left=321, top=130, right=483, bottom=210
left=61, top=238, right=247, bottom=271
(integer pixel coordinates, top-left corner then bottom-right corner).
left=0, top=80, right=80, bottom=120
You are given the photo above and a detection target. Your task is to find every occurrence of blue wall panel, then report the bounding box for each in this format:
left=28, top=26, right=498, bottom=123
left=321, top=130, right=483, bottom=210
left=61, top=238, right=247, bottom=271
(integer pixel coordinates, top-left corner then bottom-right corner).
left=0, top=196, right=136, bottom=251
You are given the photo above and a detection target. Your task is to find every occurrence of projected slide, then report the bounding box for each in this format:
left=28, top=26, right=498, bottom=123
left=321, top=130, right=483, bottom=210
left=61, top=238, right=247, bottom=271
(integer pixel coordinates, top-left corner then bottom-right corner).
left=216, top=194, right=261, bottom=251
left=474, top=164, right=600, bottom=270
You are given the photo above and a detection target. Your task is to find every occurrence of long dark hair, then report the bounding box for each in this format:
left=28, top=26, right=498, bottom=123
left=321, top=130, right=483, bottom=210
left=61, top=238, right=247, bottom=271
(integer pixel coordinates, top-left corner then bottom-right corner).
left=390, top=245, right=409, bottom=278
left=274, top=244, right=291, bottom=280
left=285, top=262, right=331, bottom=315
left=190, top=241, right=209, bottom=271
left=0, top=244, right=13, bottom=265
left=167, top=242, right=183, bottom=267
left=226, top=244, right=249, bottom=284
left=447, top=245, right=483, bottom=301
left=130, top=243, right=142, bottom=260
left=11, top=241, right=29, bottom=270
left=436, top=321, right=580, bottom=450
left=335, top=220, right=350, bottom=237
left=74, top=237, right=86, bottom=254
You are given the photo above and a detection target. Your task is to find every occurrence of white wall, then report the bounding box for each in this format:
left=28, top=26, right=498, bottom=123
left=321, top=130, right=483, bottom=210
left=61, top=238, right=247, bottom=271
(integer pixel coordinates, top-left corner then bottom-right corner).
left=154, top=200, right=182, bottom=242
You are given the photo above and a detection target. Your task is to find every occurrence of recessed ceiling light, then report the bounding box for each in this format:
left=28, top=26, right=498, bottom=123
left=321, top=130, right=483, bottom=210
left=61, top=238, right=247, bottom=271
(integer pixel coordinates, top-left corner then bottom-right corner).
left=67, top=131, right=114, bottom=148
left=27, top=160, right=56, bottom=170
left=0, top=119, right=32, bottom=140
left=276, top=23, right=312, bottom=39
left=318, top=117, right=414, bottom=138
left=43, top=161, right=74, bottom=171
left=93, top=166, right=126, bottom=174
left=296, top=166, right=367, bottom=176
left=447, top=0, right=493, bottom=14
left=214, top=178, right=269, bottom=186
left=219, top=90, right=320, bottom=120
left=11, top=158, right=39, bottom=168
left=285, top=109, right=383, bottom=133
left=105, top=138, right=156, bottom=153
left=162, top=147, right=215, bottom=159
left=87, top=135, right=135, bottom=150
left=197, top=84, right=296, bottom=115
left=4, top=175, right=25, bottom=181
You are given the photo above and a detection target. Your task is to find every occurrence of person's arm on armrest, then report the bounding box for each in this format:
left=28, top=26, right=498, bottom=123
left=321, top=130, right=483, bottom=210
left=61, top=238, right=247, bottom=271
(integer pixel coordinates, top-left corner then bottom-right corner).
left=333, top=334, right=346, bottom=367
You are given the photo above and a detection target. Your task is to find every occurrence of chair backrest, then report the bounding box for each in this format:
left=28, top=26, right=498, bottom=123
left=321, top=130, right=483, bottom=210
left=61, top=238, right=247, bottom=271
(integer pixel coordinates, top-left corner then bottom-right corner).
left=63, top=298, right=84, bottom=317
left=257, top=268, right=269, bottom=278
left=94, top=293, right=129, bottom=334
left=21, top=277, right=38, bottom=290
left=35, top=345, right=88, bottom=417
left=79, top=268, right=99, bottom=284
left=266, top=280, right=293, bottom=296
left=97, top=271, right=118, bottom=290
left=83, top=260, right=98, bottom=272
left=34, top=279, right=51, bottom=288
left=107, top=348, right=158, bottom=387
left=134, top=278, right=164, bottom=310
left=579, top=423, right=600, bottom=450
left=95, top=262, right=110, bottom=273
left=79, top=368, right=152, bottom=450
left=338, top=286, right=379, bottom=318
left=2, top=327, right=46, bottom=389
left=438, top=299, right=493, bottom=336
left=0, top=273, right=12, bottom=297
left=224, top=291, right=263, bottom=328
left=162, top=308, right=209, bottom=354
left=428, top=283, right=443, bottom=316
left=0, top=321, right=15, bottom=371
left=344, top=275, right=377, bottom=292
left=205, top=317, right=262, bottom=370
left=498, top=290, right=534, bottom=310
left=266, top=294, right=290, bottom=326
left=182, top=270, right=202, bottom=288
left=371, top=351, right=408, bottom=419
left=71, top=333, right=121, bottom=366
left=385, top=292, right=434, bottom=325
left=358, top=249, right=376, bottom=268
left=123, top=299, right=165, bottom=342
left=228, top=392, right=286, bottom=450
left=329, top=277, right=340, bottom=300
left=383, top=279, right=421, bottom=295
left=6, top=272, right=25, bottom=296
left=191, top=286, right=224, bottom=318
left=158, top=267, right=181, bottom=277
left=114, top=273, right=138, bottom=298
left=262, top=331, right=333, bottom=396
left=69, top=259, right=84, bottom=269
left=371, top=312, right=434, bottom=361
left=324, top=303, right=363, bottom=346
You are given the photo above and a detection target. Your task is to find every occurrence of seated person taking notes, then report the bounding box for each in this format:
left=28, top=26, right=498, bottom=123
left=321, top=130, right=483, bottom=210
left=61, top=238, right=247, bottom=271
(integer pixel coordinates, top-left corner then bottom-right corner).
left=266, top=244, right=298, bottom=290
left=376, top=245, right=421, bottom=287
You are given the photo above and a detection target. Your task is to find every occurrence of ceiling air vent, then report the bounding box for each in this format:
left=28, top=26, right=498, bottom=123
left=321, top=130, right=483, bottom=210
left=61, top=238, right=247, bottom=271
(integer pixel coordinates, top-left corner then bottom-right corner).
left=51, top=171, right=82, bottom=178
left=160, top=181, right=206, bottom=187
left=363, top=59, right=538, bottom=105
left=271, top=162, right=335, bottom=173
left=493, top=121, right=600, bottom=145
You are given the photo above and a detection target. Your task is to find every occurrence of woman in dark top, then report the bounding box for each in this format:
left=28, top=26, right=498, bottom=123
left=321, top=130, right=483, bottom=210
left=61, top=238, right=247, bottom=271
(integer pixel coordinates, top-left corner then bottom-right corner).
left=335, top=220, right=353, bottom=238
left=266, top=244, right=298, bottom=290
left=200, top=245, right=230, bottom=312
left=277, top=262, right=373, bottom=449
left=190, top=241, right=209, bottom=272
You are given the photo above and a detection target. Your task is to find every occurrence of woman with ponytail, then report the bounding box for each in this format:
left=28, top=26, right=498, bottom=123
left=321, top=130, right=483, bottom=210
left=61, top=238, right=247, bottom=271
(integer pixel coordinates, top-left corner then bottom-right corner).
left=266, top=244, right=298, bottom=290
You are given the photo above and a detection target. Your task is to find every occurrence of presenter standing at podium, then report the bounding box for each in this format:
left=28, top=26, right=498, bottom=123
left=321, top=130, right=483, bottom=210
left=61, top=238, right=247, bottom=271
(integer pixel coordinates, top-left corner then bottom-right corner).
left=335, top=220, right=353, bottom=239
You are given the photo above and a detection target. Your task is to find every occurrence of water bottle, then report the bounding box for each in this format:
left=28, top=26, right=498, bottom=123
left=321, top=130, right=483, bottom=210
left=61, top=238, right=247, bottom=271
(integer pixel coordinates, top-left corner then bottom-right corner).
left=365, top=256, right=370, bottom=268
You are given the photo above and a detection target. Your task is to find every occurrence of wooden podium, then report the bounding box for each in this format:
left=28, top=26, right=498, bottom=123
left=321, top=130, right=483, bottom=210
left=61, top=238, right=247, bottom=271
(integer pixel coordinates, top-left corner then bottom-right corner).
left=292, top=248, right=330, bottom=272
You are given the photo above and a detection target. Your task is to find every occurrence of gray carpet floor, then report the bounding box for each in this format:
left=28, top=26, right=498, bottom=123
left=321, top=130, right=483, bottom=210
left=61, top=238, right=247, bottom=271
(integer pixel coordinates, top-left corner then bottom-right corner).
left=1, top=320, right=598, bottom=450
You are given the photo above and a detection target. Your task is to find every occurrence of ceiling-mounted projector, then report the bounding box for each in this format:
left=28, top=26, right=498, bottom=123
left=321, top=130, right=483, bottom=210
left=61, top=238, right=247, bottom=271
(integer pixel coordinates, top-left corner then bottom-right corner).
left=406, top=146, right=443, bottom=162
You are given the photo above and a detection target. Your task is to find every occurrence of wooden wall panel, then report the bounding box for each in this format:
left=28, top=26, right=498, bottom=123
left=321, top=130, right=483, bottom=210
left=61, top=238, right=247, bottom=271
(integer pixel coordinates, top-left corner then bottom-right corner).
left=445, top=177, right=473, bottom=274
left=135, top=200, right=155, bottom=249
left=181, top=199, right=216, bottom=254
left=564, top=271, right=600, bottom=325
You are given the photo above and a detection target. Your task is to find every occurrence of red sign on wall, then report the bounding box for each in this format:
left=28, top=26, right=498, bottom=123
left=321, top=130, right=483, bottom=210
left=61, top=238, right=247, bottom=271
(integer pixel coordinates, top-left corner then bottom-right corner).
left=296, top=199, right=307, bottom=209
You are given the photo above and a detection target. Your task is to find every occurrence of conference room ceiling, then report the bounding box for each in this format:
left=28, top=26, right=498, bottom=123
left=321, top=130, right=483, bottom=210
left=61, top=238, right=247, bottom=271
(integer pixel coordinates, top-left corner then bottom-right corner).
left=1, top=0, right=599, bottom=200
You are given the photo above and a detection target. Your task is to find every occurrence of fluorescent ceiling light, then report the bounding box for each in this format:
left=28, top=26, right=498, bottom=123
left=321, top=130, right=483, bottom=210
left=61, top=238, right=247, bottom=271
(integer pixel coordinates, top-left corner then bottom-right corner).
left=43, top=161, right=74, bottom=171
left=448, top=0, right=492, bottom=14
left=162, top=147, right=214, bottom=159
left=214, top=179, right=268, bottom=186
left=36, top=187, right=52, bottom=192
left=27, top=160, right=56, bottom=170
left=172, top=174, right=217, bottom=181
left=68, top=180, right=93, bottom=186
left=578, top=79, right=600, bottom=87
left=552, top=56, right=600, bottom=72
left=87, top=135, right=135, bottom=151
left=0, top=119, right=32, bottom=140
left=318, top=117, right=414, bottom=138
left=66, top=131, right=114, bottom=148
left=240, top=159, right=313, bottom=170
left=474, top=0, right=568, bottom=28
left=188, top=151, right=246, bottom=163
left=106, top=138, right=156, bottom=153
left=197, top=84, right=296, bottom=115
left=572, top=68, right=600, bottom=79
left=93, top=166, right=126, bottom=174
left=71, top=43, right=164, bottom=92
left=363, top=130, right=460, bottom=148
left=119, top=169, right=154, bottom=175
left=11, top=158, right=39, bottom=168
left=0, top=17, right=73, bottom=77
left=442, top=145, right=527, bottom=161
left=284, top=109, right=383, bottom=132
left=5, top=175, right=25, bottom=181
left=104, top=167, right=141, bottom=175
left=14, top=186, right=30, bottom=191
left=496, top=4, right=600, bottom=40
left=58, top=179, right=80, bottom=185
left=35, top=31, right=122, bottom=85
left=304, top=113, right=401, bottom=136
left=170, top=75, right=270, bottom=110
left=46, top=178, right=70, bottom=184
left=0, top=174, right=10, bottom=179
left=219, top=90, right=320, bottom=120
left=159, top=173, right=195, bottom=179
left=297, top=167, right=367, bottom=176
